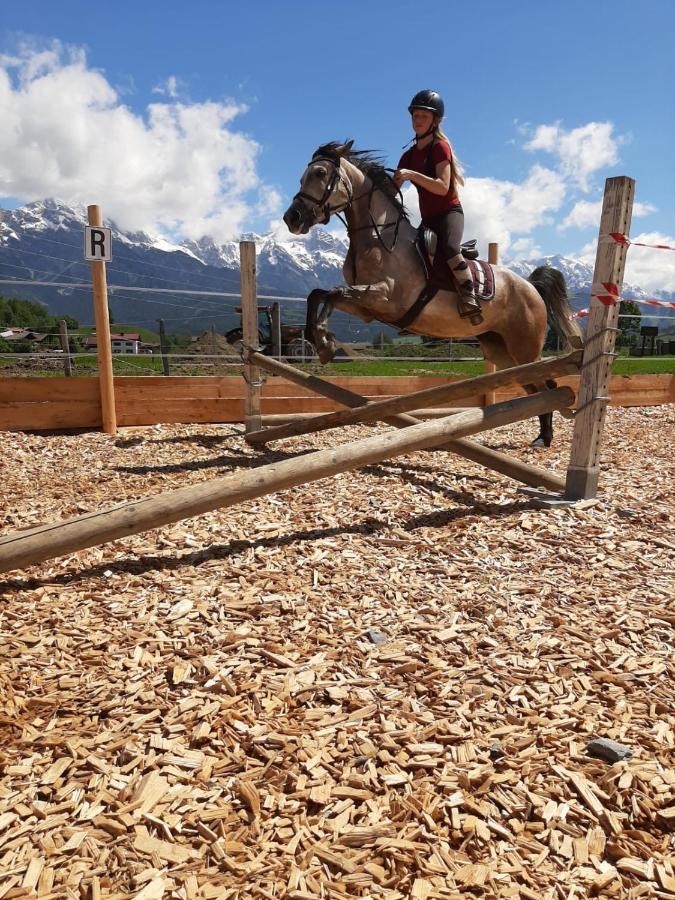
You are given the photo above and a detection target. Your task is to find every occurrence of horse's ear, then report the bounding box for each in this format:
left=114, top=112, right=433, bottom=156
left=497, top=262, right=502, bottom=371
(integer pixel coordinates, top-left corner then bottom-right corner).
left=335, top=140, right=354, bottom=156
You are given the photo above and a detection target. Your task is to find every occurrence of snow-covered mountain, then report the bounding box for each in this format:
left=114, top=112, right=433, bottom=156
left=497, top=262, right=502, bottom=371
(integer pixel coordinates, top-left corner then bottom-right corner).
left=0, top=199, right=668, bottom=335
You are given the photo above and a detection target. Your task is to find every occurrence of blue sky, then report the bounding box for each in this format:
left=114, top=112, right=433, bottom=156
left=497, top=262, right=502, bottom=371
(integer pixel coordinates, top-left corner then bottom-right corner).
left=2, top=0, right=674, bottom=290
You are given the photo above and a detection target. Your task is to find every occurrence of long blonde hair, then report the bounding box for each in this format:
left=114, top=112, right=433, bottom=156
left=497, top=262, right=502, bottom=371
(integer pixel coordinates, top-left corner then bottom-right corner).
left=435, top=123, right=465, bottom=193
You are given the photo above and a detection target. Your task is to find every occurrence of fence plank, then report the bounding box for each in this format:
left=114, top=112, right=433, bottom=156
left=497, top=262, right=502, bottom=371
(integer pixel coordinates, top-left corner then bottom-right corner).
left=0, top=374, right=671, bottom=431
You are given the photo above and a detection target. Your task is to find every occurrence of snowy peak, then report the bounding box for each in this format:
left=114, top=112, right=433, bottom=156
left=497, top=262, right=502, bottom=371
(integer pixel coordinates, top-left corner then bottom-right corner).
left=1, top=198, right=87, bottom=236
left=1, top=198, right=669, bottom=332
left=507, top=254, right=647, bottom=300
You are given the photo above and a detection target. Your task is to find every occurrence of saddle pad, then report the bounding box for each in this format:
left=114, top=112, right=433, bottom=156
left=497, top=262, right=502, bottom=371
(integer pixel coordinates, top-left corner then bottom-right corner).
left=427, top=253, right=496, bottom=300
left=416, top=229, right=495, bottom=300
left=467, top=258, right=496, bottom=301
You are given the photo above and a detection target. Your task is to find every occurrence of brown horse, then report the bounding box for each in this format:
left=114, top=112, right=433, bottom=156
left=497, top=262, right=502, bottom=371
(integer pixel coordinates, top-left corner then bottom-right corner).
left=283, top=141, right=583, bottom=447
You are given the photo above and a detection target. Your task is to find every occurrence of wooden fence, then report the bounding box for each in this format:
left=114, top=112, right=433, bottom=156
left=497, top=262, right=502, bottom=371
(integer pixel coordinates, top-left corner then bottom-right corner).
left=0, top=373, right=672, bottom=431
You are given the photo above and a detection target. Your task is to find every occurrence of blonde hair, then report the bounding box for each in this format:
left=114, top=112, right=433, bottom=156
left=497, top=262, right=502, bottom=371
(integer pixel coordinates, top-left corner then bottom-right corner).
left=435, top=123, right=465, bottom=192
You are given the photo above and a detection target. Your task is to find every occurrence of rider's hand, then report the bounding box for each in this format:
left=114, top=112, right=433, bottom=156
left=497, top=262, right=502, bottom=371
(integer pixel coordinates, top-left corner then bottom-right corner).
left=394, top=168, right=414, bottom=188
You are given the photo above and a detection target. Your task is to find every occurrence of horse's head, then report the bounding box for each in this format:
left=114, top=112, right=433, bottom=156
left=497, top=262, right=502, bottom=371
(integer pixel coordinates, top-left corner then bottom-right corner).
left=283, top=141, right=355, bottom=234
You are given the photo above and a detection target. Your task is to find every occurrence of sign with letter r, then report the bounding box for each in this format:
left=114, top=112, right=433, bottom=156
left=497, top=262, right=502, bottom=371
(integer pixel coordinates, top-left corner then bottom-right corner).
left=84, top=226, right=113, bottom=261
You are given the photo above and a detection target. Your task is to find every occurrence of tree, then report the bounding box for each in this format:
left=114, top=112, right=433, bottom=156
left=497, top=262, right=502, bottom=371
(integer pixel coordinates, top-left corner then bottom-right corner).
left=617, top=299, right=641, bottom=347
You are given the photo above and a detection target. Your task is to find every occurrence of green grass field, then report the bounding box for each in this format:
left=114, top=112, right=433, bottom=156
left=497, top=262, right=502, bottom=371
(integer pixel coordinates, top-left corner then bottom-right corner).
left=0, top=354, right=673, bottom=377
left=308, top=356, right=675, bottom=377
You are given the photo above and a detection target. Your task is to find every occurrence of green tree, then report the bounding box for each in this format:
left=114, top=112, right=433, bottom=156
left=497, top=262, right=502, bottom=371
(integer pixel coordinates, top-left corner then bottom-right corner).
left=617, top=299, right=641, bottom=347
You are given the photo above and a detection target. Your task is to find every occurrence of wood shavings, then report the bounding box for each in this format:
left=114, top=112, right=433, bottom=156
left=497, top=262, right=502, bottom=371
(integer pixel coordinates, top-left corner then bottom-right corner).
left=0, top=406, right=673, bottom=897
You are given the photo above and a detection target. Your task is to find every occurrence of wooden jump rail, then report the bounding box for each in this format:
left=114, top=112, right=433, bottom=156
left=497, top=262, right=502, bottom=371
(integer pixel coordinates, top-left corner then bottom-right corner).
left=0, top=389, right=573, bottom=574
left=241, top=350, right=579, bottom=494
left=0, top=177, right=634, bottom=574
left=244, top=350, right=583, bottom=445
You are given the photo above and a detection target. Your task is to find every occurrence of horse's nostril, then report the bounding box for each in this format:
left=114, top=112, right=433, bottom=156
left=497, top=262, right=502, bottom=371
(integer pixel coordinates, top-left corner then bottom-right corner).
left=284, top=207, right=302, bottom=229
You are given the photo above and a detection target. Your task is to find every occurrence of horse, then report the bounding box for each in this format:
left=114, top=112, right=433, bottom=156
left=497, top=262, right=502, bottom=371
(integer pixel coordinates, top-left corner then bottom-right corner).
left=282, top=141, right=583, bottom=448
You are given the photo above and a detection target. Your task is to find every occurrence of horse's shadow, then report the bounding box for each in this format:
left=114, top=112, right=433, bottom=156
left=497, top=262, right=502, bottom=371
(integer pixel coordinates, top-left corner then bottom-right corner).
left=114, top=446, right=303, bottom=477
left=114, top=428, right=243, bottom=451
left=0, top=489, right=537, bottom=594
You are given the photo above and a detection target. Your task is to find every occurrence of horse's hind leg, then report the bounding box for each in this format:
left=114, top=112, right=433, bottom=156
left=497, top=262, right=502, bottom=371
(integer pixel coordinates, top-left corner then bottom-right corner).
left=478, top=332, right=553, bottom=448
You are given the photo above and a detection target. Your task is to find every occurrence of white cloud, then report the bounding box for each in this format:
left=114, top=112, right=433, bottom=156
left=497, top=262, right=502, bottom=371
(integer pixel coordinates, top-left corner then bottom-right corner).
left=561, top=198, right=657, bottom=231
left=560, top=200, right=602, bottom=231
left=624, top=232, right=675, bottom=293
left=400, top=165, right=565, bottom=259
left=510, top=237, right=543, bottom=260
left=0, top=40, right=280, bottom=241
left=525, top=121, right=622, bottom=191
left=578, top=233, right=675, bottom=294
left=152, top=75, right=182, bottom=99
left=461, top=166, right=566, bottom=258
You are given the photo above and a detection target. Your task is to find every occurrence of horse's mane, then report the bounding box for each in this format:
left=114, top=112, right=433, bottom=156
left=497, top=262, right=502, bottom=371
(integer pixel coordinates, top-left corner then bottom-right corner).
left=313, top=141, right=408, bottom=220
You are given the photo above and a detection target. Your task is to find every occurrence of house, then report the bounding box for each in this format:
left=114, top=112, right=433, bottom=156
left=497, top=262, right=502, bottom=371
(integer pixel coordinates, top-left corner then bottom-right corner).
left=83, top=332, right=141, bottom=354
left=1, top=328, right=50, bottom=348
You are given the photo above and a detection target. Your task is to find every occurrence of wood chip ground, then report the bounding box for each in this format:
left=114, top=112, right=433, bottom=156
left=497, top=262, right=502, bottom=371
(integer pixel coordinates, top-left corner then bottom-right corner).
left=0, top=406, right=673, bottom=899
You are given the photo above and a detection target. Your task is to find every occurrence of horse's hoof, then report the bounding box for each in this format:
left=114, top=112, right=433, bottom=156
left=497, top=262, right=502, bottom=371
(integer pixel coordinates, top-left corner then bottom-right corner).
left=318, top=344, right=336, bottom=364
left=531, top=436, right=551, bottom=449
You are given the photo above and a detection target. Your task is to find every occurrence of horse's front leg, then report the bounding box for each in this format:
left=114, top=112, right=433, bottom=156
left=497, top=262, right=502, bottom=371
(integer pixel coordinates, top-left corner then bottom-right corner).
left=307, top=282, right=392, bottom=363
left=306, top=289, right=337, bottom=364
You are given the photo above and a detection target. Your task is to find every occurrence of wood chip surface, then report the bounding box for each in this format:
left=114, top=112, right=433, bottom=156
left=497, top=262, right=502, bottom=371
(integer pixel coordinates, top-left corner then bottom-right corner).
left=0, top=405, right=674, bottom=898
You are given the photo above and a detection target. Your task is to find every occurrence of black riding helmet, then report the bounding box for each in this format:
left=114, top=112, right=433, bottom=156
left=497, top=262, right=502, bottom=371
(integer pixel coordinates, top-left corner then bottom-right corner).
left=408, top=89, right=444, bottom=119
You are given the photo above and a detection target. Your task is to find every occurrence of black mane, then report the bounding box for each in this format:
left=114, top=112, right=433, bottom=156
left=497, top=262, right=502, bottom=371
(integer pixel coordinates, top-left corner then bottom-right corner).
left=313, top=141, right=408, bottom=219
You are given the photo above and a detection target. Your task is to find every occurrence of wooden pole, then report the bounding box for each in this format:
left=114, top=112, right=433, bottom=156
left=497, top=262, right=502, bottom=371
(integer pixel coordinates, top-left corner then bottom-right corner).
left=87, top=205, right=116, bottom=435
left=484, top=242, right=499, bottom=406
left=271, top=302, right=282, bottom=359
left=565, top=176, right=634, bottom=500
left=240, top=241, right=262, bottom=436
left=244, top=351, right=569, bottom=494
left=245, top=350, right=581, bottom=445
left=59, top=320, right=72, bottom=377
left=158, top=319, right=170, bottom=376
left=0, top=387, right=573, bottom=574
left=249, top=351, right=420, bottom=427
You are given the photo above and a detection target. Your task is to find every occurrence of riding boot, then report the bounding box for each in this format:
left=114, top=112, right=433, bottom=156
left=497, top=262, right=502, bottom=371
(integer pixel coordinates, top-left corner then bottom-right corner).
left=457, top=280, right=483, bottom=325
left=447, top=254, right=483, bottom=325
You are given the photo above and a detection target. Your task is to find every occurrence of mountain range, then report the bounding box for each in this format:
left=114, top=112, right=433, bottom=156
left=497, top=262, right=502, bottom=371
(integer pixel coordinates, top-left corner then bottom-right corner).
left=0, top=199, right=669, bottom=339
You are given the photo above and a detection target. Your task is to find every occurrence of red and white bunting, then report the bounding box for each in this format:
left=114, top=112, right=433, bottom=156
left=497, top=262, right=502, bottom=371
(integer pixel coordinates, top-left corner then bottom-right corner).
left=571, top=283, right=675, bottom=317
left=601, top=232, right=675, bottom=251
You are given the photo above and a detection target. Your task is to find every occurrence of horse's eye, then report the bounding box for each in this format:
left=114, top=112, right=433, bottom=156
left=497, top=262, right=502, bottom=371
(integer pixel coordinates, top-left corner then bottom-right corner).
left=313, top=166, right=327, bottom=180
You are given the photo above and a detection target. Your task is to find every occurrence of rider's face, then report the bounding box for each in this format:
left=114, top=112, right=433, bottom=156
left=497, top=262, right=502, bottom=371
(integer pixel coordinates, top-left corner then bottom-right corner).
left=412, top=109, right=434, bottom=135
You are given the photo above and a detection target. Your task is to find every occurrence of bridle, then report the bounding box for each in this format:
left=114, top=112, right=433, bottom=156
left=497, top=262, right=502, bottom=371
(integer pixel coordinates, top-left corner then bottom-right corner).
left=293, top=156, right=353, bottom=222
left=291, top=154, right=406, bottom=255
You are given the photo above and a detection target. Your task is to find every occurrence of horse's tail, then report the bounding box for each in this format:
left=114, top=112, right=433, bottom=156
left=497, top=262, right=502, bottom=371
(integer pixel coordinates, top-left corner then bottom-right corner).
left=528, top=266, right=584, bottom=350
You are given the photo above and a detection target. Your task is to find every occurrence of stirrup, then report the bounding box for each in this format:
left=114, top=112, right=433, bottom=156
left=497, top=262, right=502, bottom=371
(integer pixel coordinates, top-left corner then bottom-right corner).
left=457, top=294, right=483, bottom=325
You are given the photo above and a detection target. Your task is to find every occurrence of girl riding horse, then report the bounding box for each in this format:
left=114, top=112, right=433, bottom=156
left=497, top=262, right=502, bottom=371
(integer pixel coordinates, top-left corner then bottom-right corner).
left=394, top=89, right=483, bottom=325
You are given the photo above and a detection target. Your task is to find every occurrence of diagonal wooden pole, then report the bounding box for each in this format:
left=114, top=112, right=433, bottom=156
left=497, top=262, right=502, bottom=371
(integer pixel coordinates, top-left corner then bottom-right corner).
left=246, top=351, right=569, bottom=494
left=0, top=387, right=574, bottom=575
left=245, top=350, right=582, bottom=445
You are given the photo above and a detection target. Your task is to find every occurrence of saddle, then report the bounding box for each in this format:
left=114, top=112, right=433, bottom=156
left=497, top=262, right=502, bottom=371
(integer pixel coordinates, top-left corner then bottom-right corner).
left=395, top=227, right=495, bottom=332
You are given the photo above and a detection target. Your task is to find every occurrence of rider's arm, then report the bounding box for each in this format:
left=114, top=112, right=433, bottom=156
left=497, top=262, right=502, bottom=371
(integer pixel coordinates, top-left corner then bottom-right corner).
left=405, top=159, right=451, bottom=196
